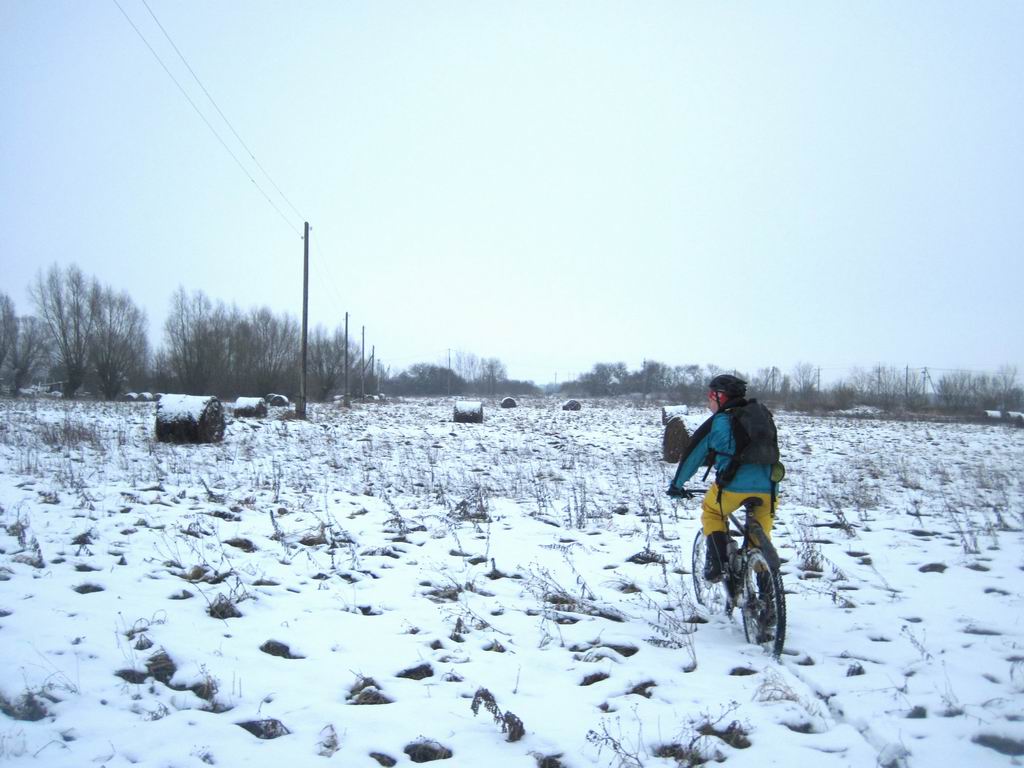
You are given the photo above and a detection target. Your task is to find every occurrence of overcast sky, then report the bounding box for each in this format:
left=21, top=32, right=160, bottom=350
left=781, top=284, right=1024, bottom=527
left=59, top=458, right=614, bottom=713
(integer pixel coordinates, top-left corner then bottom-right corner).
left=2, top=1, right=1022, bottom=385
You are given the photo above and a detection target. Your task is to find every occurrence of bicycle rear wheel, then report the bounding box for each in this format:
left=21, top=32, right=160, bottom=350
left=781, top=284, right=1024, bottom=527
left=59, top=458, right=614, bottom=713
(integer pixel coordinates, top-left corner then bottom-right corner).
left=691, top=529, right=727, bottom=615
left=740, top=550, right=786, bottom=657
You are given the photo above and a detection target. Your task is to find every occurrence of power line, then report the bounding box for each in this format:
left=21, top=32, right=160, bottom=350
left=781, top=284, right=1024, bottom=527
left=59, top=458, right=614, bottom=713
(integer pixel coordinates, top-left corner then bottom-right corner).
left=138, top=0, right=306, bottom=224
left=309, top=231, right=349, bottom=324
left=111, top=0, right=301, bottom=236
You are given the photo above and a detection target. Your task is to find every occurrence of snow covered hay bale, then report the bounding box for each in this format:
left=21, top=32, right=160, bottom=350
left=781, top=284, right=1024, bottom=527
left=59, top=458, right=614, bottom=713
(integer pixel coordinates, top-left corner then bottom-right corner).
left=453, top=400, right=484, bottom=424
left=562, top=399, right=582, bottom=411
left=661, top=404, right=689, bottom=425
left=121, top=392, right=138, bottom=402
left=500, top=397, right=518, bottom=409
left=233, top=396, right=268, bottom=418
left=155, top=394, right=225, bottom=444
left=266, top=393, right=290, bottom=407
left=138, top=392, right=154, bottom=402
left=662, top=416, right=690, bottom=463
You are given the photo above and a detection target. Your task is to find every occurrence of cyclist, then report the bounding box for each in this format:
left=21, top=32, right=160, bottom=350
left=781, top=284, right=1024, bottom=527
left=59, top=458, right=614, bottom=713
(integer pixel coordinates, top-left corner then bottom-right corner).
left=668, top=374, right=777, bottom=582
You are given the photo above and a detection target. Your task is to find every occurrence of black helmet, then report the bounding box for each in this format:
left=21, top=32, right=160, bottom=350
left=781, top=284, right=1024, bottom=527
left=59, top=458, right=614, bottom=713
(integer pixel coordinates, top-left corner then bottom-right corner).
left=708, top=374, right=747, bottom=398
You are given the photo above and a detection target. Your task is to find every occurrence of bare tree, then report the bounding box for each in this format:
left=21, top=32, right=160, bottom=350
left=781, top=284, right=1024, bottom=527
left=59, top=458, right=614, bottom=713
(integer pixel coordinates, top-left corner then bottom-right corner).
left=579, top=362, right=628, bottom=396
left=246, top=307, right=299, bottom=396
left=220, top=304, right=251, bottom=395
left=213, top=305, right=300, bottom=397
left=790, top=362, right=817, bottom=401
left=704, top=363, right=726, bottom=380
left=826, top=379, right=858, bottom=410
left=672, top=364, right=704, bottom=401
left=480, top=357, right=507, bottom=397
left=902, top=367, right=928, bottom=411
left=936, top=370, right=975, bottom=411
left=308, top=324, right=351, bottom=401
left=994, top=365, right=1019, bottom=410
left=973, top=373, right=999, bottom=409
left=453, top=350, right=481, bottom=384
left=30, top=264, right=101, bottom=397
left=149, top=348, right=175, bottom=394
left=91, top=286, right=149, bottom=400
left=869, top=365, right=905, bottom=409
left=634, top=360, right=673, bottom=395
left=162, top=287, right=227, bottom=395
left=752, top=366, right=781, bottom=398
left=8, top=316, right=50, bottom=395
left=0, top=293, right=15, bottom=374
left=390, top=363, right=465, bottom=396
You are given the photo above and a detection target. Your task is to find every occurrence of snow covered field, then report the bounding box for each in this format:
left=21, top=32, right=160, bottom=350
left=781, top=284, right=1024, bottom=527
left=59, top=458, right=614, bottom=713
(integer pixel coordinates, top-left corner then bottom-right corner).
left=0, top=397, right=1022, bottom=768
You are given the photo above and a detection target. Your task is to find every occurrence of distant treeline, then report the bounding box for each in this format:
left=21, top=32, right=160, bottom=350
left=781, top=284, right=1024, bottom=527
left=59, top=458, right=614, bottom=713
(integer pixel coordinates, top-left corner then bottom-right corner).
left=386, top=363, right=540, bottom=398
left=1, top=265, right=357, bottom=400
left=0, top=263, right=538, bottom=401
left=556, top=360, right=1023, bottom=414
left=1, top=264, right=1019, bottom=414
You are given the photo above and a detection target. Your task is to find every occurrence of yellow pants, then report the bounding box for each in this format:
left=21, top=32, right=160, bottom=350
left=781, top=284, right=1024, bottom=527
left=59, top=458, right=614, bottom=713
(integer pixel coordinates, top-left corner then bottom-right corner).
left=701, top=484, right=775, bottom=538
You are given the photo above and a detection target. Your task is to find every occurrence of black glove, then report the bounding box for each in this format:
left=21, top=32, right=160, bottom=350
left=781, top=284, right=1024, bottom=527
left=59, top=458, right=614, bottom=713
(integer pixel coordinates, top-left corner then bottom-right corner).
left=666, top=485, right=693, bottom=499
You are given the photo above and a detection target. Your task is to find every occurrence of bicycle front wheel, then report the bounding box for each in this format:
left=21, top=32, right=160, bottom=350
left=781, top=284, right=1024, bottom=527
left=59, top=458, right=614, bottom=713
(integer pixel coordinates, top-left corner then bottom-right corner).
left=691, top=529, right=727, bottom=615
left=740, top=550, right=786, bottom=658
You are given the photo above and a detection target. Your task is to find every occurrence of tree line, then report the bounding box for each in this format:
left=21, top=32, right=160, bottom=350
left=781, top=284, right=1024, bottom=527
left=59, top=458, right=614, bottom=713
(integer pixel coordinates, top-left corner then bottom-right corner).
left=557, top=360, right=1023, bottom=415
left=386, top=360, right=540, bottom=398
left=0, top=264, right=365, bottom=400
left=2, top=264, right=1018, bottom=413
left=0, top=264, right=537, bottom=402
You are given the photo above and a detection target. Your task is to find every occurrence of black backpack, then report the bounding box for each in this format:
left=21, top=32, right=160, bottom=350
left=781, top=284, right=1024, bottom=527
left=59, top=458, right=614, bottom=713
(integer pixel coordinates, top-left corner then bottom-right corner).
left=715, top=399, right=783, bottom=489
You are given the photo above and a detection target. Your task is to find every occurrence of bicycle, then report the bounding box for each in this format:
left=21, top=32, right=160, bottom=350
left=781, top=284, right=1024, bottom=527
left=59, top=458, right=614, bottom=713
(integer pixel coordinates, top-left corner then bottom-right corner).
left=688, top=493, right=786, bottom=658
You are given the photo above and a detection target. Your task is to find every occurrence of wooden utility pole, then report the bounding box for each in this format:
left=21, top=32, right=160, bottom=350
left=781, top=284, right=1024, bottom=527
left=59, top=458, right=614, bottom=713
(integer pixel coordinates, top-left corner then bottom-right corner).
left=343, top=312, right=350, bottom=407
left=360, top=326, right=366, bottom=400
left=297, top=221, right=309, bottom=419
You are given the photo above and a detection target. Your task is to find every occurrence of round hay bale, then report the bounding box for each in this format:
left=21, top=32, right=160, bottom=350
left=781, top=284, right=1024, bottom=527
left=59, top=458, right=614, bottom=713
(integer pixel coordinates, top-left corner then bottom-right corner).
left=661, top=404, right=689, bottom=425
left=562, top=399, right=582, bottom=411
left=500, top=397, right=518, bottom=409
left=454, top=400, right=484, bottom=424
left=121, top=392, right=138, bottom=402
left=138, top=392, right=154, bottom=402
left=156, top=395, right=225, bottom=444
left=662, top=416, right=690, bottom=463
left=233, top=397, right=268, bottom=418
left=266, top=393, right=290, bottom=407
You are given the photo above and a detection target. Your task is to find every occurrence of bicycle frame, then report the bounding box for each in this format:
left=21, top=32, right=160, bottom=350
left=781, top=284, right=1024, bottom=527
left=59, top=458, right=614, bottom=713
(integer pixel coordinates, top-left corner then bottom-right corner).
left=687, top=491, right=787, bottom=657
left=727, top=504, right=781, bottom=572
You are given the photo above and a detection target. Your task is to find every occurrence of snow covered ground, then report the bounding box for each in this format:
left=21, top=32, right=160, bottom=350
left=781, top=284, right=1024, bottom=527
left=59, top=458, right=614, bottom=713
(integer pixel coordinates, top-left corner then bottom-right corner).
left=0, top=397, right=1022, bottom=767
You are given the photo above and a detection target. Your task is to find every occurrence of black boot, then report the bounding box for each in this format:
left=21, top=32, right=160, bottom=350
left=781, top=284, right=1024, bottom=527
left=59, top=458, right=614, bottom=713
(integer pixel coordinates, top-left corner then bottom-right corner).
left=703, top=531, right=730, bottom=583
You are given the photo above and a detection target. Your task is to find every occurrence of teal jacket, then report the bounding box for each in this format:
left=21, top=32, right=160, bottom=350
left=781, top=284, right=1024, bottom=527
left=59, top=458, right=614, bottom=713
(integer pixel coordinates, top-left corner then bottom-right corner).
left=670, top=403, right=774, bottom=494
